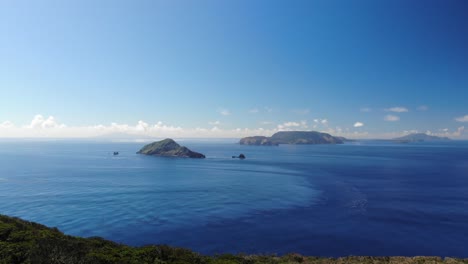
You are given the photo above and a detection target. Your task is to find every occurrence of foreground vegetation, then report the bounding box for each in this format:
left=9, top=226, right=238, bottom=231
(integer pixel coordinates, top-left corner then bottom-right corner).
left=1, top=215, right=467, bottom=264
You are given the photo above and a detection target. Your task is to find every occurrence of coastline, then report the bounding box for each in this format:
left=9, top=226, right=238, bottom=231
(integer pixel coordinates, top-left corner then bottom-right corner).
left=1, top=214, right=466, bottom=264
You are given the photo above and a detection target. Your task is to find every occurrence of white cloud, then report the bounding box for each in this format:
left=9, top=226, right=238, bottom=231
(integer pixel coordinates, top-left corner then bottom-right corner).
left=384, top=115, right=400, bottom=121
left=0, top=114, right=277, bottom=139
left=284, top=122, right=301, bottom=127
left=276, top=125, right=287, bottom=131
left=2, top=114, right=467, bottom=139
left=218, top=109, right=230, bottom=116
left=417, top=105, right=429, bottom=111
left=360, top=107, right=372, bottom=112
left=430, top=126, right=465, bottom=138
left=320, top=126, right=369, bottom=139
left=28, top=114, right=65, bottom=129
left=353, top=122, right=364, bottom=127
left=385, top=107, right=408, bottom=113
left=208, top=120, right=221, bottom=126
left=402, top=129, right=419, bottom=135
left=43, top=116, right=65, bottom=129
left=249, top=108, right=259, bottom=114
left=283, top=122, right=300, bottom=127
left=152, top=121, right=183, bottom=132
left=455, top=115, right=468, bottom=122
left=276, top=121, right=309, bottom=131
left=29, top=114, right=45, bottom=128
left=0, top=121, right=14, bottom=128
left=454, top=126, right=465, bottom=137
left=312, top=118, right=328, bottom=127
left=136, top=120, right=149, bottom=131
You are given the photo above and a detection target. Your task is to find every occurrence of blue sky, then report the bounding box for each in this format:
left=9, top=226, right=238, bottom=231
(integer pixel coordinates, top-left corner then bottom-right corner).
left=0, top=0, right=467, bottom=138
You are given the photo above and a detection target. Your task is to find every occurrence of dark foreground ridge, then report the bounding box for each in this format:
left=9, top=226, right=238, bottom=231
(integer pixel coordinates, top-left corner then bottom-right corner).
left=240, top=131, right=344, bottom=146
left=1, top=215, right=466, bottom=264
left=137, top=138, right=205, bottom=158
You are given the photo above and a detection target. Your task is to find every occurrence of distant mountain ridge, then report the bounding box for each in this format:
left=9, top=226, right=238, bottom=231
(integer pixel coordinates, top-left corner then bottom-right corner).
left=240, top=131, right=344, bottom=145
left=393, top=133, right=450, bottom=142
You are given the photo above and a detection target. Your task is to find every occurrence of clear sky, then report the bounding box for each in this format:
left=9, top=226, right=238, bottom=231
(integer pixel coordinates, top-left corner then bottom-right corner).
left=1, top=0, right=467, bottom=138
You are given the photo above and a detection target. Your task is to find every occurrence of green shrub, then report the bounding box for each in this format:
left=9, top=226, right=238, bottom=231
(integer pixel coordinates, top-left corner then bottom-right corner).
left=1, top=215, right=467, bottom=264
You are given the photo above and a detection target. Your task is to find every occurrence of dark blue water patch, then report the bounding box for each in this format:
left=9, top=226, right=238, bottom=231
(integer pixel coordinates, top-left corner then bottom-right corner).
left=0, top=140, right=467, bottom=257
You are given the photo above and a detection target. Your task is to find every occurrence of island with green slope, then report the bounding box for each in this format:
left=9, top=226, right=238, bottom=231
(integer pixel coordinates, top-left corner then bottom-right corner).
left=240, top=131, right=344, bottom=146
left=393, top=133, right=450, bottom=143
left=1, top=214, right=465, bottom=264
left=137, top=138, right=205, bottom=158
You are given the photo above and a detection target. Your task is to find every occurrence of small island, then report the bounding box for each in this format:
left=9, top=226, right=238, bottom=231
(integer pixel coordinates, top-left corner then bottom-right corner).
left=137, top=138, right=205, bottom=158
left=240, top=131, right=344, bottom=146
left=393, top=133, right=450, bottom=143
left=232, top=154, right=246, bottom=159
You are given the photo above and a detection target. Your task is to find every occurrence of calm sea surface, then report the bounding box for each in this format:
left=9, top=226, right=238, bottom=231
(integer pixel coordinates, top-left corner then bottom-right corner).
left=0, top=140, right=467, bottom=257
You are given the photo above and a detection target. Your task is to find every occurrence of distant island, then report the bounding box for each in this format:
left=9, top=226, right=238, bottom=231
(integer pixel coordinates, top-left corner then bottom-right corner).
left=240, top=131, right=344, bottom=146
left=393, top=133, right=450, bottom=143
left=137, top=138, right=205, bottom=158
left=1, top=214, right=464, bottom=264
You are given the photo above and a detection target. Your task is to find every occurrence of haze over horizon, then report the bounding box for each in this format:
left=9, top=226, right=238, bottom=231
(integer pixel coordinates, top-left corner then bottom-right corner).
left=1, top=1, right=467, bottom=139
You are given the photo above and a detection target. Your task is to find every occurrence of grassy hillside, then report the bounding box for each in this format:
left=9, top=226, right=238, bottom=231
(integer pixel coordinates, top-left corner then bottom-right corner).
left=1, top=214, right=467, bottom=264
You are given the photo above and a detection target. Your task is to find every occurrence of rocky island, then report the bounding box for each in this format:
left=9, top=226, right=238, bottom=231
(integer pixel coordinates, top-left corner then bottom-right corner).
left=137, top=138, right=205, bottom=158
left=393, top=133, right=450, bottom=143
left=240, top=131, right=344, bottom=146
left=232, top=154, right=246, bottom=159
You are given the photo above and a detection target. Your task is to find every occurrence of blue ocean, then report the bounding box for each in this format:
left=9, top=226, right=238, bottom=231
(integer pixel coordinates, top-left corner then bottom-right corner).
left=0, top=140, right=467, bottom=257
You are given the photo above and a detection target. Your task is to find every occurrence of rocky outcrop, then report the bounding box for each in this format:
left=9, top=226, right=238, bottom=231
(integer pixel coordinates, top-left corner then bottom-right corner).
left=137, top=139, right=205, bottom=158
left=232, top=154, right=246, bottom=159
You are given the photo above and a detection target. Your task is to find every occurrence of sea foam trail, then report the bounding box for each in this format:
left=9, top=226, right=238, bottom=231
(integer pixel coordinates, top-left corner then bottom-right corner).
left=0, top=140, right=467, bottom=257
